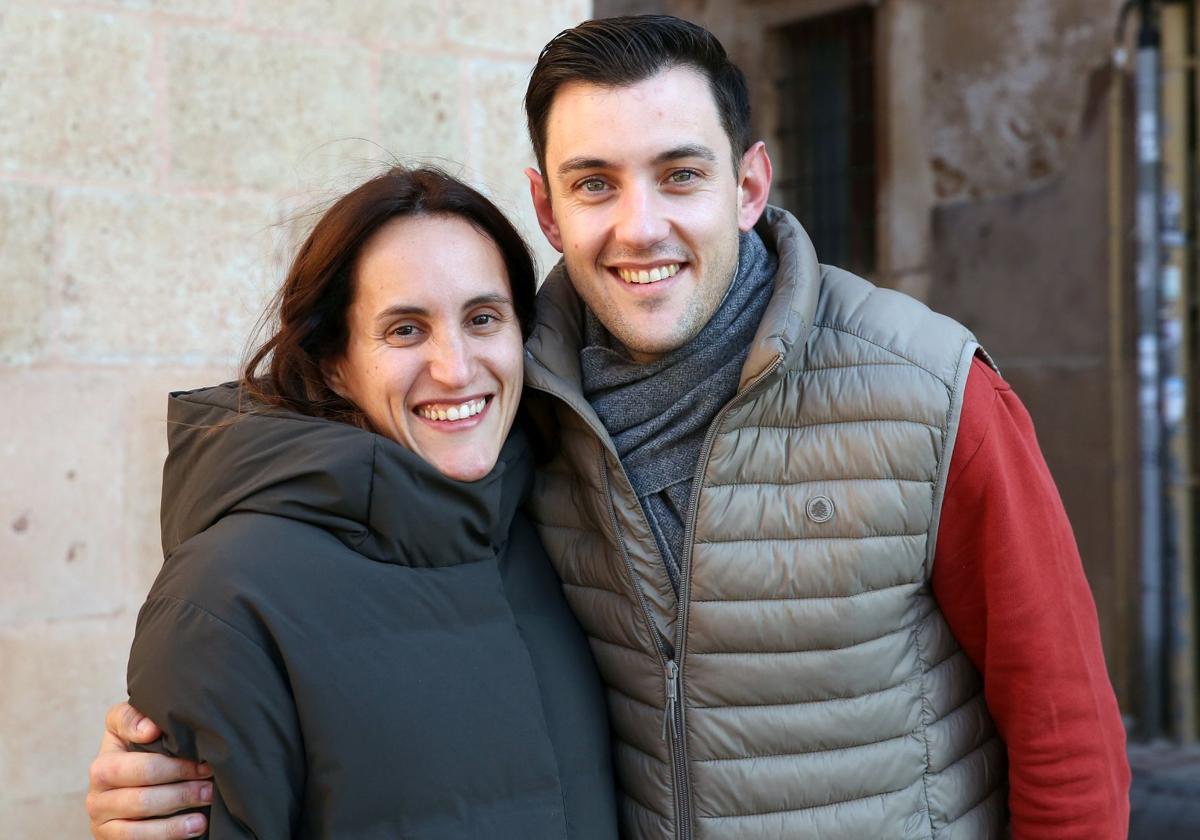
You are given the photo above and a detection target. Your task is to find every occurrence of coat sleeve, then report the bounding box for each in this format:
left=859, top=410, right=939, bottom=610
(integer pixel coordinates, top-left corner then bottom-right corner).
left=932, top=358, right=1131, bottom=839
left=127, top=594, right=305, bottom=839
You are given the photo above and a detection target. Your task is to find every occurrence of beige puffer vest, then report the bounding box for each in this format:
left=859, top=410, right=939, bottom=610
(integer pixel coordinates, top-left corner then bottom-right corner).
left=523, top=207, right=1008, bottom=839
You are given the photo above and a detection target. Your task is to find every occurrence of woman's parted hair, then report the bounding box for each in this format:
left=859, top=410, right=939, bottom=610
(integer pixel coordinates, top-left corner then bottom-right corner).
left=240, top=166, right=537, bottom=429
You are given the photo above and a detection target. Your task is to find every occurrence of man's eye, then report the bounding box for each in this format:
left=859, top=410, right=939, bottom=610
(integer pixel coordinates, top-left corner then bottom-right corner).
left=391, top=325, right=417, bottom=337
left=668, top=170, right=697, bottom=184
left=581, top=178, right=607, bottom=193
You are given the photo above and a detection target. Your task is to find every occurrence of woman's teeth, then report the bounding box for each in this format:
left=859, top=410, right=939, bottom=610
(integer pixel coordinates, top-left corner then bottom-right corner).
left=417, top=398, right=487, bottom=422
left=617, top=263, right=681, bottom=284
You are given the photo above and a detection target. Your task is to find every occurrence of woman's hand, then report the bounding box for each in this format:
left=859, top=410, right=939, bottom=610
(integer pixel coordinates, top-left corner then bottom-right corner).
left=86, top=702, right=214, bottom=839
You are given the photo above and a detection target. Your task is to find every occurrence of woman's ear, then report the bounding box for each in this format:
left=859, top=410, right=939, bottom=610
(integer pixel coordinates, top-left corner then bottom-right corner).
left=321, top=358, right=349, bottom=400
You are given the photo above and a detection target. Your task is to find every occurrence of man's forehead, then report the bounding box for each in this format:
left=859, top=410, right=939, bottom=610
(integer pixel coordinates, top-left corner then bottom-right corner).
left=542, top=67, right=728, bottom=167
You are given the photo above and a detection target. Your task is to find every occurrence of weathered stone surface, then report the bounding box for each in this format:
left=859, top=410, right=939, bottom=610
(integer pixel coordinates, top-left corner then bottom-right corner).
left=447, top=0, right=589, bottom=54
left=0, top=793, right=92, bottom=839
left=0, top=370, right=131, bottom=625
left=55, top=189, right=280, bottom=364
left=0, top=615, right=134, bottom=800
left=925, top=0, right=1124, bottom=202
left=244, top=0, right=439, bottom=43
left=55, top=0, right=237, bottom=16
left=167, top=29, right=377, bottom=191
left=0, top=6, right=155, bottom=181
left=465, top=59, right=558, bottom=276
left=0, top=183, right=54, bottom=364
left=928, top=69, right=1111, bottom=361
left=380, top=53, right=468, bottom=166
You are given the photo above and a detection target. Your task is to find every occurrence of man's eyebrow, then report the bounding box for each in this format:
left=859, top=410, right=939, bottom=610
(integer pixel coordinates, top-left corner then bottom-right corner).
left=373, top=294, right=512, bottom=321
left=556, top=156, right=611, bottom=177
left=652, top=144, right=718, bottom=165
left=555, top=145, right=718, bottom=178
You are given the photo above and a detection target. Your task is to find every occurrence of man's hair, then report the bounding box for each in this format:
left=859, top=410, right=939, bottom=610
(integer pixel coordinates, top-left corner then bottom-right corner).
left=524, top=15, right=753, bottom=172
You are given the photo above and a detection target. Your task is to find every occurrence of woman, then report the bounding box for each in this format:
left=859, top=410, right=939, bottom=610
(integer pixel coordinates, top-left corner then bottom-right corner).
left=117, top=167, right=616, bottom=838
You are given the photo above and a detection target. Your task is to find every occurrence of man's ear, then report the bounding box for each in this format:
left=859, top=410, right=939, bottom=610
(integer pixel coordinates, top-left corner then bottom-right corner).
left=735, top=142, right=773, bottom=232
left=525, top=167, right=564, bottom=253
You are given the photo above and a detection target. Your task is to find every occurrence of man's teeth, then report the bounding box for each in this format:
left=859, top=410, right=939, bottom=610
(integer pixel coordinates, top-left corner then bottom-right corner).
left=617, top=263, right=681, bottom=284
left=417, top=398, right=487, bottom=422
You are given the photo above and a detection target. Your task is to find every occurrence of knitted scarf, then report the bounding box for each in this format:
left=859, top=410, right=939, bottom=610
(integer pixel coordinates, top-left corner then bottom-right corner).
left=581, top=230, right=777, bottom=590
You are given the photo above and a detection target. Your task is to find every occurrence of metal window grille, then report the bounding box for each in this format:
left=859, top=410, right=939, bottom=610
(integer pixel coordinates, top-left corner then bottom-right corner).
left=774, top=6, right=877, bottom=277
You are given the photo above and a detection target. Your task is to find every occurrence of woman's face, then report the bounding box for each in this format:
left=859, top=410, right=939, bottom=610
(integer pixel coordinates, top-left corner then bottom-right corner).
left=329, top=214, right=524, bottom=482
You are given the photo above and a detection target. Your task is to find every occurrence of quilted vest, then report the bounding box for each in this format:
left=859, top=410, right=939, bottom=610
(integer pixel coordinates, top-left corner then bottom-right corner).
left=523, top=207, right=1009, bottom=839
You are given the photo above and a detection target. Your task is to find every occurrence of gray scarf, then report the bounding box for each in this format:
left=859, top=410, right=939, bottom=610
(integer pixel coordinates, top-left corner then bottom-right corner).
left=581, top=230, right=776, bottom=590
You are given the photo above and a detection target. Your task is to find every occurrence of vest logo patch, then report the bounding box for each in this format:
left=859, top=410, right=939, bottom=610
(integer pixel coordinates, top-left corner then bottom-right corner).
left=806, top=495, right=835, bottom=523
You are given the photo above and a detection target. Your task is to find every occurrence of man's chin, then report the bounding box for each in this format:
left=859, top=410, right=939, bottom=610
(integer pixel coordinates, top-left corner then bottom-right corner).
left=611, top=320, right=702, bottom=363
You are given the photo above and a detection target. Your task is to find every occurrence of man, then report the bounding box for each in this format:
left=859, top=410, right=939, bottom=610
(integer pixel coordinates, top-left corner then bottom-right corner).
left=88, top=15, right=1129, bottom=839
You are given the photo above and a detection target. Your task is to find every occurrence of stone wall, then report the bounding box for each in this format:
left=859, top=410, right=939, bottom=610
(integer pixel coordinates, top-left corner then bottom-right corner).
left=0, top=1, right=587, bottom=833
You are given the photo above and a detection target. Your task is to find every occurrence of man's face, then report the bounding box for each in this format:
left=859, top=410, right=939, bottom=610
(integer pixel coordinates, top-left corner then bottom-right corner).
left=529, top=67, right=770, bottom=363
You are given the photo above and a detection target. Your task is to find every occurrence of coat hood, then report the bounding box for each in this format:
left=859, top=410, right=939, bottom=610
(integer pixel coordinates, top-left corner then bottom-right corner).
left=159, top=382, right=531, bottom=567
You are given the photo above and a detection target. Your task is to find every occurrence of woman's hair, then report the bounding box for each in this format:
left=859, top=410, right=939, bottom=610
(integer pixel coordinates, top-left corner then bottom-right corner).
left=240, top=166, right=537, bottom=429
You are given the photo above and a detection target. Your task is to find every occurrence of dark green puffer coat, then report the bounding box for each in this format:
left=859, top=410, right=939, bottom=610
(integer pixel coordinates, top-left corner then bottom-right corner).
left=127, top=383, right=617, bottom=839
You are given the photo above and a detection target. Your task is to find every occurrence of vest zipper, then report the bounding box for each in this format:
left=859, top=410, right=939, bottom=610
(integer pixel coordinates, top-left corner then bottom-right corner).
left=526, top=352, right=784, bottom=840
left=661, top=659, right=679, bottom=739
left=597, top=455, right=691, bottom=838
left=670, top=355, right=784, bottom=840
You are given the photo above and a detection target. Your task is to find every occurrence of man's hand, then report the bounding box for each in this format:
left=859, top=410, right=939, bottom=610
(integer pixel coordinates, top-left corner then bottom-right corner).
left=86, top=702, right=214, bottom=840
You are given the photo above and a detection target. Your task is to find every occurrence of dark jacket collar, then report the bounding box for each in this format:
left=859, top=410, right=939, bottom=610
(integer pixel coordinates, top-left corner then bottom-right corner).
left=160, top=383, right=530, bottom=568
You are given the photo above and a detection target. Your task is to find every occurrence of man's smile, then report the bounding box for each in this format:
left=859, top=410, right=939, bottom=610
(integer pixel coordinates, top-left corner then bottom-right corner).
left=615, top=263, right=683, bottom=284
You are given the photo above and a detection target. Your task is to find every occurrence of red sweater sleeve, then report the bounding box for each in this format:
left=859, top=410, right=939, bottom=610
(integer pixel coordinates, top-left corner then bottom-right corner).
left=932, top=357, right=1131, bottom=839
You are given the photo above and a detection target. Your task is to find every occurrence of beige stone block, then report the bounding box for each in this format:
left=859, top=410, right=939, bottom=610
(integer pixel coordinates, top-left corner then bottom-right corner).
left=167, top=29, right=377, bottom=191
left=379, top=53, right=468, bottom=167
left=447, top=0, right=589, bottom=55
left=464, top=59, right=558, bottom=276
left=0, top=615, right=134, bottom=801
left=0, top=793, right=91, bottom=839
left=0, top=183, right=54, bottom=364
left=0, top=7, right=155, bottom=181
left=55, top=0, right=237, bottom=15
left=244, top=0, right=439, bottom=43
left=0, top=370, right=128, bottom=624
left=55, top=189, right=280, bottom=364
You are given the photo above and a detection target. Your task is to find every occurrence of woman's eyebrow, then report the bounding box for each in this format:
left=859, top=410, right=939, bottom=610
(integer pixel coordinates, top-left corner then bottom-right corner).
left=373, top=294, right=512, bottom=322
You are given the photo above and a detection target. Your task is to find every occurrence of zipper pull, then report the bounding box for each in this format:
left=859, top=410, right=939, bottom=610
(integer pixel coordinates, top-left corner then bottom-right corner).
left=661, top=659, right=679, bottom=740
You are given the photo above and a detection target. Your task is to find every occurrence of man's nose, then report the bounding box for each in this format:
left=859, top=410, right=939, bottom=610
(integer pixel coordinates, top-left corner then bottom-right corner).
left=427, top=331, right=474, bottom=387
left=613, top=182, right=670, bottom=250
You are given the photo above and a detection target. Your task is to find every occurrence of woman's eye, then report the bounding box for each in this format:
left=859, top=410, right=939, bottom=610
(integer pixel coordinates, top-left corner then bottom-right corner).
left=391, top=325, right=417, bottom=338
left=470, top=314, right=494, bottom=327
